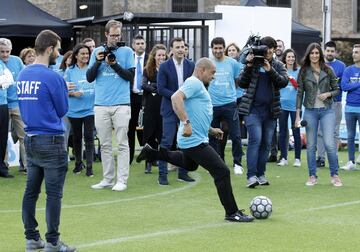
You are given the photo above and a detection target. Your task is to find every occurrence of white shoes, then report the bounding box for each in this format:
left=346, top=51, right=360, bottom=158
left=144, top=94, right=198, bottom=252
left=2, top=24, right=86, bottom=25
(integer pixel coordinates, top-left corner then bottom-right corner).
left=234, top=164, right=244, bottom=175
left=293, top=159, right=301, bottom=167
left=91, top=180, right=114, bottom=189
left=340, top=161, right=356, bottom=171
left=277, top=158, right=288, bottom=166
left=112, top=182, right=127, bottom=191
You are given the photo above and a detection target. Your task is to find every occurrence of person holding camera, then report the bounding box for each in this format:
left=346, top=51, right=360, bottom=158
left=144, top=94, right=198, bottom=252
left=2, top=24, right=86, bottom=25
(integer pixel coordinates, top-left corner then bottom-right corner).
left=87, top=20, right=135, bottom=192
left=295, top=43, right=341, bottom=187
left=237, top=36, right=288, bottom=188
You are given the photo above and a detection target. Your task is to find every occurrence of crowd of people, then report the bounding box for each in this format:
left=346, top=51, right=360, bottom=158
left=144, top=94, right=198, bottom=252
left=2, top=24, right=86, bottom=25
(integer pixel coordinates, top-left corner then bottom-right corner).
left=1, top=18, right=360, bottom=251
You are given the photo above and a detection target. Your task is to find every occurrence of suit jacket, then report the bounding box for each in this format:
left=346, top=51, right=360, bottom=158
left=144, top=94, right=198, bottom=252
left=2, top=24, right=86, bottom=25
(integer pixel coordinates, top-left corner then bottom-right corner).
left=157, top=58, right=195, bottom=119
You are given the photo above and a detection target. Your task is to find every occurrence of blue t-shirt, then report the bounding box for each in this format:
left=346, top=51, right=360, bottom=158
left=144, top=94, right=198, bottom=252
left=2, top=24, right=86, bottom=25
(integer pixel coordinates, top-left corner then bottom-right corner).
left=17, top=64, right=68, bottom=135
left=177, top=76, right=213, bottom=149
left=208, top=56, right=240, bottom=106
left=88, top=45, right=135, bottom=106
left=0, top=62, right=8, bottom=105
left=280, top=68, right=300, bottom=111
left=2, top=56, right=24, bottom=109
left=64, top=65, right=95, bottom=118
left=49, top=55, right=64, bottom=76
left=327, top=59, right=346, bottom=102
left=341, top=64, right=360, bottom=107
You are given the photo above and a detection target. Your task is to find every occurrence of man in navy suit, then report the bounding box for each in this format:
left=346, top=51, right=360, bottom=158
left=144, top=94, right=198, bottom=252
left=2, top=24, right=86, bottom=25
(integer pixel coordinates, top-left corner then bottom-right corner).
left=157, top=37, right=195, bottom=185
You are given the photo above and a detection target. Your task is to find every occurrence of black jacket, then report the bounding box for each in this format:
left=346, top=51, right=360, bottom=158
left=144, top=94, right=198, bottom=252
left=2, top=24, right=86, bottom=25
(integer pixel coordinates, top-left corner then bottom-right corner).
left=236, top=59, right=288, bottom=118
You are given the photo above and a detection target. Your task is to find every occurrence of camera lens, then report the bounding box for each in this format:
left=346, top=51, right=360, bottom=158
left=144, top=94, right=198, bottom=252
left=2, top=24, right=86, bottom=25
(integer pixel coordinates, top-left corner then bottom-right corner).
left=108, top=53, right=116, bottom=62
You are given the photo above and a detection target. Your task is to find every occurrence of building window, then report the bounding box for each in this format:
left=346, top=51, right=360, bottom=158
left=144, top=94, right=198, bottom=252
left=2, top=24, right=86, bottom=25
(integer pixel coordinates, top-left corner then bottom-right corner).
left=172, top=0, right=198, bottom=12
left=77, top=0, right=103, bottom=18
left=266, top=0, right=291, bottom=8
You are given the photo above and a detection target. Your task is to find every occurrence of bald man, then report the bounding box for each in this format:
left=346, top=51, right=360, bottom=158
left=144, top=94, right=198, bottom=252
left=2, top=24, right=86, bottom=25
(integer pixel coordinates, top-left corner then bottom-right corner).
left=137, top=58, right=254, bottom=223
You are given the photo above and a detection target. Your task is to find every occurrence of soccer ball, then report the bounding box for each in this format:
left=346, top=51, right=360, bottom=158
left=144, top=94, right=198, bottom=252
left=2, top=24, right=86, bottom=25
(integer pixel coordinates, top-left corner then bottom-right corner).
left=249, top=196, right=272, bottom=219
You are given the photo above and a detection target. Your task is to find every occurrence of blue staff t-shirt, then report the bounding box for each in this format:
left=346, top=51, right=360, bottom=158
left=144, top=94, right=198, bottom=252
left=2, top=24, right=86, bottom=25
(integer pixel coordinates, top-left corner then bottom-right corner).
left=64, top=65, right=95, bottom=118
left=208, top=56, right=240, bottom=106
left=3, top=56, right=24, bottom=109
left=177, top=76, right=213, bottom=149
left=88, top=45, right=135, bottom=106
left=17, top=64, right=68, bottom=135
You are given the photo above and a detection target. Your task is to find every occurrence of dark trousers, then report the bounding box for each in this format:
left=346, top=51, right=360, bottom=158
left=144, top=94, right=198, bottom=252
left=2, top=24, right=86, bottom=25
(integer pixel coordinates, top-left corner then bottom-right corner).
left=279, top=110, right=301, bottom=160
left=158, top=143, right=238, bottom=215
left=0, top=104, right=9, bottom=171
left=22, top=135, right=68, bottom=244
left=68, top=115, right=95, bottom=167
left=209, top=102, right=243, bottom=165
left=128, top=92, right=143, bottom=164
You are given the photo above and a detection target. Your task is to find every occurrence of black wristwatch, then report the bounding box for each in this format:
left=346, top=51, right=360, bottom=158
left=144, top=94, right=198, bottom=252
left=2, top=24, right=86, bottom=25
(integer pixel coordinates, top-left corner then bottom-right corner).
left=183, top=119, right=191, bottom=125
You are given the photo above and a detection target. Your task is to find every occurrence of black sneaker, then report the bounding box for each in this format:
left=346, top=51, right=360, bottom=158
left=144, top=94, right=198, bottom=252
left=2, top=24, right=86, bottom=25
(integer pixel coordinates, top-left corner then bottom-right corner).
left=86, top=166, right=94, bottom=177
left=316, top=157, right=325, bottom=167
left=158, top=175, right=169, bottom=185
left=136, top=144, right=158, bottom=163
left=178, top=173, right=195, bottom=182
left=267, top=155, right=278, bottom=162
left=73, top=162, right=84, bottom=174
left=225, top=210, right=254, bottom=222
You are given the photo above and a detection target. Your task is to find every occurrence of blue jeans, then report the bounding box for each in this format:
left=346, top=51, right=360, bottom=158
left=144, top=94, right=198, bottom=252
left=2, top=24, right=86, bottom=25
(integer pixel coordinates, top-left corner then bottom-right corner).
left=279, top=110, right=301, bottom=160
left=22, top=135, right=68, bottom=244
left=345, top=112, right=360, bottom=162
left=304, top=108, right=339, bottom=177
left=244, top=112, right=276, bottom=179
left=159, top=117, right=187, bottom=177
left=209, top=102, right=243, bottom=165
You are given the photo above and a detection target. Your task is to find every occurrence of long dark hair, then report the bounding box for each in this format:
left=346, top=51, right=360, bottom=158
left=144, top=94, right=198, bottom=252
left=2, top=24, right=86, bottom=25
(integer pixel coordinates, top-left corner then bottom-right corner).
left=59, top=50, right=72, bottom=71
left=299, top=43, right=332, bottom=78
left=281, top=48, right=298, bottom=71
left=69, top=43, right=91, bottom=68
left=144, top=44, right=168, bottom=80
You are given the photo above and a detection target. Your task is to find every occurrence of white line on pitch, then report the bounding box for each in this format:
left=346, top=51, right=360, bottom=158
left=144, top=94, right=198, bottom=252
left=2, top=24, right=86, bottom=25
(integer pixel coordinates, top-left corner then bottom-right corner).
left=0, top=172, right=201, bottom=214
left=76, top=222, right=228, bottom=249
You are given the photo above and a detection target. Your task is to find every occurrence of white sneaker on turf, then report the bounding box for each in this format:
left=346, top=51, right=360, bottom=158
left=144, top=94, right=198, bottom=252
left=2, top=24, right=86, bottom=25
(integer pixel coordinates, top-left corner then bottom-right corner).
left=112, top=182, right=127, bottom=191
left=293, top=159, right=301, bottom=167
left=277, top=158, right=288, bottom=166
left=340, top=161, right=356, bottom=171
left=233, top=164, right=244, bottom=175
left=91, top=180, right=114, bottom=189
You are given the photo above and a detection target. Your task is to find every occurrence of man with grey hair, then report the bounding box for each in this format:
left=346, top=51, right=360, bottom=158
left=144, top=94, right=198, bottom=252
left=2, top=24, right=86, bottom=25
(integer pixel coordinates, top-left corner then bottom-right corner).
left=0, top=38, right=25, bottom=173
left=137, top=58, right=254, bottom=223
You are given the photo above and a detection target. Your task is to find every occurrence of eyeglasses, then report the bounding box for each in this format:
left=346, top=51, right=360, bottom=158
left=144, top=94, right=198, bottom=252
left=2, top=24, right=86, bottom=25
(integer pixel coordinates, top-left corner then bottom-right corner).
left=108, top=34, right=121, bottom=38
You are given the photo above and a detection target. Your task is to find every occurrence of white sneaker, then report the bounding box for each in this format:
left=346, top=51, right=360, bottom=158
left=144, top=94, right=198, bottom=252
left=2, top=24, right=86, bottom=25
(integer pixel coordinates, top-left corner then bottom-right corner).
left=112, top=182, right=127, bottom=191
left=293, top=159, right=301, bottom=167
left=234, top=164, right=244, bottom=175
left=356, top=155, right=360, bottom=165
left=340, top=161, right=356, bottom=171
left=91, top=180, right=114, bottom=189
left=277, top=158, right=288, bottom=166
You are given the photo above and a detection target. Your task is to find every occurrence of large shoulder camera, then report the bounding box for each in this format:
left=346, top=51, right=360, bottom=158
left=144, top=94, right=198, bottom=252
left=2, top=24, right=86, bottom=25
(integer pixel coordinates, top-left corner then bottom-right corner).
left=239, top=34, right=268, bottom=66
left=101, top=41, right=125, bottom=62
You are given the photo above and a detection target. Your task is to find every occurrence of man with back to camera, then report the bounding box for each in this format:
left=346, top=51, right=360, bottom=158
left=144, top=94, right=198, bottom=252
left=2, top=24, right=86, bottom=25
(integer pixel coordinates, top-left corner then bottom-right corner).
left=316, top=41, right=346, bottom=168
left=137, top=58, right=254, bottom=223
left=17, top=30, right=76, bottom=252
left=208, top=37, right=244, bottom=176
left=237, top=36, right=288, bottom=188
left=87, top=20, right=135, bottom=192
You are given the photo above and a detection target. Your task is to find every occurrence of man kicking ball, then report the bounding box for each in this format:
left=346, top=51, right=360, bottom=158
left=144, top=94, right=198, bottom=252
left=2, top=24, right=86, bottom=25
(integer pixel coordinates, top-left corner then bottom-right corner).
left=137, top=57, right=254, bottom=223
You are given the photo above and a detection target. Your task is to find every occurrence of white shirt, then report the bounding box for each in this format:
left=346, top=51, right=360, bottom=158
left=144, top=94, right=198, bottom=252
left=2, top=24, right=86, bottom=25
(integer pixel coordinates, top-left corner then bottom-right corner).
left=133, top=52, right=145, bottom=93
left=172, top=57, right=184, bottom=87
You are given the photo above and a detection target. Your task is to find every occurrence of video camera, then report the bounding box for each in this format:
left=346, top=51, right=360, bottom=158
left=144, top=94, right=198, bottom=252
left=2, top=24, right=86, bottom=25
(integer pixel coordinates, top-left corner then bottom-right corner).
left=239, top=34, right=268, bottom=66
left=101, top=41, right=126, bottom=62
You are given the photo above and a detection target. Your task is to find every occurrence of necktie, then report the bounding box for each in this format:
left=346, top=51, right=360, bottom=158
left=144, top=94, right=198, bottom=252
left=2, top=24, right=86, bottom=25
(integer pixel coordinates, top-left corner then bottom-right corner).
left=136, top=56, right=142, bottom=91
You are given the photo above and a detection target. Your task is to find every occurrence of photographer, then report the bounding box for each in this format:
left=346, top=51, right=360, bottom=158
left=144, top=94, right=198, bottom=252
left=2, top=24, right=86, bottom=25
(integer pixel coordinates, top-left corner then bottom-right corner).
left=237, top=36, right=288, bottom=188
left=86, top=20, right=135, bottom=192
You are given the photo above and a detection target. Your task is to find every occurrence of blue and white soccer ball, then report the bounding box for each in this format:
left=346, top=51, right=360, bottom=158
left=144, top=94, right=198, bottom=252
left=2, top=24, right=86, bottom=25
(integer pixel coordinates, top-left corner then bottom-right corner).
left=249, top=196, right=272, bottom=219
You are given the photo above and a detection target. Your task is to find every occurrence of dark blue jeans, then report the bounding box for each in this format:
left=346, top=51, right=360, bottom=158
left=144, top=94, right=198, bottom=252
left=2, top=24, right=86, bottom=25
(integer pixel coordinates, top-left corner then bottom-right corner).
left=22, top=135, right=68, bottom=244
left=279, top=110, right=301, bottom=160
left=244, top=112, right=276, bottom=179
left=209, top=102, right=243, bottom=165
left=345, top=112, right=360, bottom=162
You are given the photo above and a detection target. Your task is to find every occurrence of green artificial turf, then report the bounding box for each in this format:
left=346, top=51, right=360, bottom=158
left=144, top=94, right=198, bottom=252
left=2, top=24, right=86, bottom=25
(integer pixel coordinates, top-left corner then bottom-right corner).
left=1, top=148, right=360, bottom=252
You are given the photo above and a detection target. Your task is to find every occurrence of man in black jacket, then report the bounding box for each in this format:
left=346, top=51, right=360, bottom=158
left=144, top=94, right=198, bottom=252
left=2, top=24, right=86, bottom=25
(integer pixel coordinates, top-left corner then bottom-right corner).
left=237, top=36, right=288, bottom=188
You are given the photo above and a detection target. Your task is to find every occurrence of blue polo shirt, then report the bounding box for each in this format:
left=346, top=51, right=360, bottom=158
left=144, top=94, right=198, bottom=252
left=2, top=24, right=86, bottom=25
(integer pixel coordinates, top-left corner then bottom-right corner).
left=88, top=45, right=135, bottom=106
left=177, top=76, right=213, bottom=149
